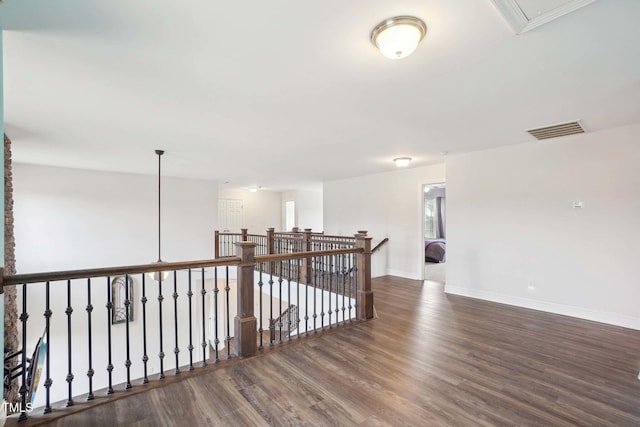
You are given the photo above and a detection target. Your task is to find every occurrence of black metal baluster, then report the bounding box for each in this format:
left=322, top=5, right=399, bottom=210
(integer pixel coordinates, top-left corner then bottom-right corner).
left=296, top=258, right=301, bottom=340
left=106, top=277, right=114, bottom=394
left=336, top=254, right=341, bottom=326
left=287, top=259, right=292, bottom=342
left=353, top=257, right=359, bottom=315
left=269, top=265, right=275, bottom=347
left=258, top=264, right=264, bottom=350
left=213, top=267, right=219, bottom=363
left=278, top=261, right=283, bottom=344
left=341, top=254, right=347, bottom=326
left=187, top=269, right=194, bottom=371
left=18, top=283, right=28, bottom=421
left=201, top=267, right=207, bottom=367
left=86, top=278, right=95, bottom=399
left=304, top=256, right=309, bottom=336
left=334, top=255, right=344, bottom=326
left=173, top=270, right=180, bottom=375
left=320, top=255, right=325, bottom=330
left=312, top=254, right=318, bottom=333
left=141, top=274, right=149, bottom=384
left=335, top=253, right=340, bottom=326
left=328, top=255, right=333, bottom=330
left=124, top=274, right=132, bottom=389
left=225, top=266, right=231, bottom=359
left=44, top=281, right=52, bottom=413
left=158, top=274, right=165, bottom=379
left=66, top=279, right=74, bottom=406
left=347, top=254, right=353, bottom=323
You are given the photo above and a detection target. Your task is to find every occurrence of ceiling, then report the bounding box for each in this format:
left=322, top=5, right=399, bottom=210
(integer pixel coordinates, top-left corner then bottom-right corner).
left=1, top=0, right=639, bottom=191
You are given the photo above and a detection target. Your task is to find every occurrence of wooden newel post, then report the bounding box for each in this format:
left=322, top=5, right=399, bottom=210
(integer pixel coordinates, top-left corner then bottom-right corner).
left=302, top=228, right=313, bottom=284
left=234, top=241, right=257, bottom=358
left=266, top=228, right=275, bottom=255
left=356, top=235, right=373, bottom=320
left=266, top=228, right=275, bottom=274
left=241, top=228, right=248, bottom=241
left=214, top=230, right=220, bottom=258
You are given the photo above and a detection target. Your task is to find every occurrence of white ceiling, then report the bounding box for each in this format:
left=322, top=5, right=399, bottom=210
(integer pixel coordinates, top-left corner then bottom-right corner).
left=1, top=0, right=639, bottom=191
left=517, top=0, right=581, bottom=18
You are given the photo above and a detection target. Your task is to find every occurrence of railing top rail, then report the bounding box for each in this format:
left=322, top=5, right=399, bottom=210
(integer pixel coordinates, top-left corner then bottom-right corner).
left=310, top=238, right=357, bottom=246
left=3, top=257, right=241, bottom=286
left=273, top=235, right=304, bottom=241
left=246, top=234, right=267, bottom=238
left=2, top=243, right=365, bottom=287
left=255, top=247, right=362, bottom=263
left=217, top=232, right=243, bottom=236
left=372, top=237, right=390, bottom=253
left=312, top=234, right=356, bottom=240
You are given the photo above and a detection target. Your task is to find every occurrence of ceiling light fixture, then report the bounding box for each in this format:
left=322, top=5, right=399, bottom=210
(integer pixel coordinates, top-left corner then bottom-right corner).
left=247, top=186, right=261, bottom=193
left=371, top=16, right=427, bottom=59
left=393, top=157, right=412, bottom=167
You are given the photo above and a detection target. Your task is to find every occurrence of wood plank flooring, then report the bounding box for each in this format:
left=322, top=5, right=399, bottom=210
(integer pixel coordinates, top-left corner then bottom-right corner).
left=7, top=276, right=640, bottom=426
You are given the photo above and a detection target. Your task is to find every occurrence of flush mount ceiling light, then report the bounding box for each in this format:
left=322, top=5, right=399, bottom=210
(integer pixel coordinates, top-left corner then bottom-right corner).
left=247, top=186, right=261, bottom=193
left=393, top=157, right=412, bottom=167
left=371, top=16, right=427, bottom=59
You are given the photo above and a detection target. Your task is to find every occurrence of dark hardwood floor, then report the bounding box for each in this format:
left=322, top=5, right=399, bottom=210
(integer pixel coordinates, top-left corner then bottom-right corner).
left=7, top=276, right=640, bottom=426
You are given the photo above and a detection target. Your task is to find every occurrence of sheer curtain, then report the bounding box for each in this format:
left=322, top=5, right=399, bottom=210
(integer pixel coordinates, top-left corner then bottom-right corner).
left=434, top=196, right=446, bottom=239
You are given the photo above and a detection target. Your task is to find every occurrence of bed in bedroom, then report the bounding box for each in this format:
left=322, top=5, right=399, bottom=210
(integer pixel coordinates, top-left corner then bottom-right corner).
left=425, top=238, right=446, bottom=263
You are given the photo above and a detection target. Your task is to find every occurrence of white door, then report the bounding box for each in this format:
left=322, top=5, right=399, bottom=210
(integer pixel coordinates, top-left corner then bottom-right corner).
left=284, top=200, right=296, bottom=231
left=218, top=199, right=243, bottom=232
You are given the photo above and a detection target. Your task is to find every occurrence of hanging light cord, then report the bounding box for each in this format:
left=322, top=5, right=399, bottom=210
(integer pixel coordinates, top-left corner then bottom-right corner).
left=155, top=149, right=164, bottom=263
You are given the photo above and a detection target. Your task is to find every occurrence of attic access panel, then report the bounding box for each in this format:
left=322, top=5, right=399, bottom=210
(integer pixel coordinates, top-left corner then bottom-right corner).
left=489, top=0, right=596, bottom=34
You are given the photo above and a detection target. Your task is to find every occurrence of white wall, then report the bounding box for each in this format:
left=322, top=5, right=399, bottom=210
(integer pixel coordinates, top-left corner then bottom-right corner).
left=446, top=123, right=640, bottom=330
left=13, top=164, right=219, bottom=407
left=15, top=164, right=218, bottom=271
left=323, top=164, right=446, bottom=279
left=218, top=187, right=281, bottom=234
left=281, top=189, right=323, bottom=232
left=295, top=189, right=323, bottom=232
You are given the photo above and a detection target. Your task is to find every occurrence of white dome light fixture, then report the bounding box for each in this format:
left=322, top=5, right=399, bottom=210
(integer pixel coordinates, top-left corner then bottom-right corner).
left=393, top=157, right=412, bottom=167
left=371, top=16, right=427, bottom=59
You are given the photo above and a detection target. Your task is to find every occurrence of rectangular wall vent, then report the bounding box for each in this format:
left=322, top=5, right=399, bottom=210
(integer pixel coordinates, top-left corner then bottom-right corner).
left=526, top=120, right=586, bottom=140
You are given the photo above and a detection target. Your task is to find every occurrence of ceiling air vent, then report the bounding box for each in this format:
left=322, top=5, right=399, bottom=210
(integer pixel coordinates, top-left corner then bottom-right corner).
left=526, top=120, right=586, bottom=140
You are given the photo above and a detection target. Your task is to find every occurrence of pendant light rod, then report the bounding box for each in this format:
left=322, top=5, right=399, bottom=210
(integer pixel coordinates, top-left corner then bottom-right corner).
left=155, top=149, right=165, bottom=263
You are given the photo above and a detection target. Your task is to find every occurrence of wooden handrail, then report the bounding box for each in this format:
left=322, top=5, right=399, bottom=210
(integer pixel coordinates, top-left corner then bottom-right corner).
left=312, top=234, right=355, bottom=240
left=309, top=238, right=356, bottom=246
left=2, top=257, right=241, bottom=286
left=372, top=237, right=389, bottom=254
left=2, top=246, right=365, bottom=287
left=255, top=247, right=362, bottom=263
left=273, top=235, right=304, bottom=241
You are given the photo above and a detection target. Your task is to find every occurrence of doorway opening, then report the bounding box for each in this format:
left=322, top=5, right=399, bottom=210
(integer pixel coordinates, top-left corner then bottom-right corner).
left=422, top=183, right=446, bottom=283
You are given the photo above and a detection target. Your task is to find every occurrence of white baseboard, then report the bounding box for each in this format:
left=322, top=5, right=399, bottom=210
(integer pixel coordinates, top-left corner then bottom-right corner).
left=445, top=285, right=640, bottom=331
left=386, top=269, right=420, bottom=280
